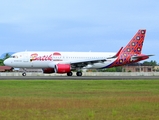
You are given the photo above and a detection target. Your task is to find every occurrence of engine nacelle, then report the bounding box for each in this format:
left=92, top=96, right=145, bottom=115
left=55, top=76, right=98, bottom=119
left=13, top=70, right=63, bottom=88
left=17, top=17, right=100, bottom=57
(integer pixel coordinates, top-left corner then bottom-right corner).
left=42, top=68, right=55, bottom=74
left=55, top=64, right=71, bottom=73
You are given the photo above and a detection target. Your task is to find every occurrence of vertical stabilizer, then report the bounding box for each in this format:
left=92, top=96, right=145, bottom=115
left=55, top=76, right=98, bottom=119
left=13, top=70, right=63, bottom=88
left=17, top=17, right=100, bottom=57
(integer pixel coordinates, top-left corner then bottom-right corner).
left=107, top=29, right=147, bottom=68
left=122, top=29, right=146, bottom=55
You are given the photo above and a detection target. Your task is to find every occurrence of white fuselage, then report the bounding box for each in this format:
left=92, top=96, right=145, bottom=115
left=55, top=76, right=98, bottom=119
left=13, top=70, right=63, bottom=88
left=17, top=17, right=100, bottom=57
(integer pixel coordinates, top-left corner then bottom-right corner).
left=4, top=51, right=117, bottom=69
left=3, top=29, right=151, bottom=76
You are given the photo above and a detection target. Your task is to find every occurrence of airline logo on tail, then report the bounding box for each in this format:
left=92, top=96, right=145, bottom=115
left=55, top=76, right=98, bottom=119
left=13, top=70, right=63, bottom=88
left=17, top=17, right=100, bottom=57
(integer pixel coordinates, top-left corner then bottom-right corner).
left=108, top=29, right=152, bottom=68
left=122, top=29, right=145, bottom=55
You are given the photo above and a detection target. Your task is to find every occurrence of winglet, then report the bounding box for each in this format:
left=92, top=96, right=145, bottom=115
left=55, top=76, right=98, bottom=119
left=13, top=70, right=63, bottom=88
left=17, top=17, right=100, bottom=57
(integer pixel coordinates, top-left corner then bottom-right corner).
left=107, top=47, right=123, bottom=59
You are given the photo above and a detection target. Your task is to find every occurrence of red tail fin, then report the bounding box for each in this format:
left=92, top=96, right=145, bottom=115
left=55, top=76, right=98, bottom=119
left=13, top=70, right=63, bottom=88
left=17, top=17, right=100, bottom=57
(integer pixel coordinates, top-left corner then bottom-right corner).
left=108, top=29, right=148, bottom=68
left=122, top=29, right=146, bottom=55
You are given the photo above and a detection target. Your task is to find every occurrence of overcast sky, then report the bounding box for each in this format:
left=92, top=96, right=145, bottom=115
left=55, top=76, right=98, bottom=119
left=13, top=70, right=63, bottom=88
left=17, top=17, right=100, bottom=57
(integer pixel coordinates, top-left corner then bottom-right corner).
left=0, top=0, right=158, bottom=62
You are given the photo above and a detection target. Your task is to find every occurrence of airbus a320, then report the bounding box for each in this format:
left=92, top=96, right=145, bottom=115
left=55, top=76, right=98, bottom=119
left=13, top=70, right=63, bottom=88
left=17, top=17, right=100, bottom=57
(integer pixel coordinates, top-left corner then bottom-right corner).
left=4, top=29, right=153, bottom=76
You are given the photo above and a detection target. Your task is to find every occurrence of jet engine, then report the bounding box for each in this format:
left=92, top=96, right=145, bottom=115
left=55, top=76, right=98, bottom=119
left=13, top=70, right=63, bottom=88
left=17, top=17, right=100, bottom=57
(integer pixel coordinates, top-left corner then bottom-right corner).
left=55, top=64, right=71, bottom=73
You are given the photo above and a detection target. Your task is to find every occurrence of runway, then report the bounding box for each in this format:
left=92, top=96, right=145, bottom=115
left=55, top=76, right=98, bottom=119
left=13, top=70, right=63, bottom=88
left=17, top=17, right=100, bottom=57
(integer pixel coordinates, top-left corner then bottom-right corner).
left=0, top=76, right=159, bottom=80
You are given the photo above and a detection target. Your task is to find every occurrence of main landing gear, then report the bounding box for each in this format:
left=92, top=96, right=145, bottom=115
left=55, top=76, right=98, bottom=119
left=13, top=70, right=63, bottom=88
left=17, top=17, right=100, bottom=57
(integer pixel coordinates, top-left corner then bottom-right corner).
left=67, top=72, right=73, bottom=76
left=67, top=71, right=82, bottom=76
left=76, top=71, right=82, bottom=76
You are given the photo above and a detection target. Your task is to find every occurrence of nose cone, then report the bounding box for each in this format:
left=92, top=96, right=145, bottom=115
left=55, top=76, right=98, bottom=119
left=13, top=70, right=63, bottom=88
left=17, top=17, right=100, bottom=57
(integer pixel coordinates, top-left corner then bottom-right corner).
left=3, top=59, right=10, bottom=66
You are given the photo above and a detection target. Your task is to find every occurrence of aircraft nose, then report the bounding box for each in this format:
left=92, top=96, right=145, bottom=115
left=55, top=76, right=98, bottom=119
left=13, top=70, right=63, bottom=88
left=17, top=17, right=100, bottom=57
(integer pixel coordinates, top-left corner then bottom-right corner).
left=3, top=59, right=11, bottom=66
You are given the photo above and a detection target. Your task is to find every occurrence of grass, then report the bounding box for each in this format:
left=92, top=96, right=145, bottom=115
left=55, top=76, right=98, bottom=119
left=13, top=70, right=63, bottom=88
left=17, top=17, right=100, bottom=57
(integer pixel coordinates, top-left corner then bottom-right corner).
left=0, top=80, right=159, bottom=120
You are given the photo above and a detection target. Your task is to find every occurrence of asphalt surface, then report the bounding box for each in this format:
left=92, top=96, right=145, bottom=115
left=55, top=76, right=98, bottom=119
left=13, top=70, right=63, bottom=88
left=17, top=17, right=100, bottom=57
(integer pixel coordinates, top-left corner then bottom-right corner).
left=0, top=76, right=159, bottom=80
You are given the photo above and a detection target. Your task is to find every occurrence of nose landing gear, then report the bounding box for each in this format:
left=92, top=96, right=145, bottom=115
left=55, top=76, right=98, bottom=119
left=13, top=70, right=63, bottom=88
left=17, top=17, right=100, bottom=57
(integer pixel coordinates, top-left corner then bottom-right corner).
left=22, top=68, right=27, bottom=76
left=22, top=72, right=26, bottom=76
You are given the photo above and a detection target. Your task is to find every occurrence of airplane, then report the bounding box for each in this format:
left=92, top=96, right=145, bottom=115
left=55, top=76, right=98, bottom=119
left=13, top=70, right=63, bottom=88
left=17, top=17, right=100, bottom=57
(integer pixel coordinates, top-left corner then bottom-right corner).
left=4, top=29, right=153, bottom=76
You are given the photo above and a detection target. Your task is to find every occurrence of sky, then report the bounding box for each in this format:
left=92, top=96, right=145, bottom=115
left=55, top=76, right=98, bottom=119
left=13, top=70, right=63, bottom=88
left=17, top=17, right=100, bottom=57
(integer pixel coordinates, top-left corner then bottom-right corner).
left=0, top=0, right=159, bottom=62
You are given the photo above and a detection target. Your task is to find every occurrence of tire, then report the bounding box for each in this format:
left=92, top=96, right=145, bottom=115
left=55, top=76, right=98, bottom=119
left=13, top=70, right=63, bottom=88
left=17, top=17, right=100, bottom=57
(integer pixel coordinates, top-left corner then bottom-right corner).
left=76, top=72, right=82, bottom=76
left=67, top=72, right=73, bottom=76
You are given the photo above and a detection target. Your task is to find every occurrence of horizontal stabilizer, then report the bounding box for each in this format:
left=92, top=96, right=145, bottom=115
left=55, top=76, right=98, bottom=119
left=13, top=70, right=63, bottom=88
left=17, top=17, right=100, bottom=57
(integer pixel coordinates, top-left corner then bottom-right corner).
left=131, top=54, right=154, bottom=61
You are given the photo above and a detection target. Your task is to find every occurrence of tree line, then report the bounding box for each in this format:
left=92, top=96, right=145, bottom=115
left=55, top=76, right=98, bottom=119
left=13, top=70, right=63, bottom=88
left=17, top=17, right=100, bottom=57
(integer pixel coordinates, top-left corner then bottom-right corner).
left=0, top=53, right=10, bottom=66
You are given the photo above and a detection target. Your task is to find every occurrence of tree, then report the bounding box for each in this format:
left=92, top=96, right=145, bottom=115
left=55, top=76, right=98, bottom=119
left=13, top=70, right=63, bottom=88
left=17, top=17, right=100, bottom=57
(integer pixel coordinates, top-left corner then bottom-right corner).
left=98, top=67, right=116, bottom=72
left=0, top=59, right=3, bottom=66
left=3, top=53, right=10, bottom=60
left=0, top=53, right=11, bottom=66
left=115, top=66, right=123, bottom=72
left=142, top=60, right=157, bottom=66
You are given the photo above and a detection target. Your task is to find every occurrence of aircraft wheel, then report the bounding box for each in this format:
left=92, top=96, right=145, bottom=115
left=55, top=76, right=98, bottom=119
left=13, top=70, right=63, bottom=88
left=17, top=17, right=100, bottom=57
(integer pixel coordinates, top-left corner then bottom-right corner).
left=67, top=72, right=73, bottom=76
left=22, top=72, right=26, bottom=76
left=76, top=72, right=82, bottom=76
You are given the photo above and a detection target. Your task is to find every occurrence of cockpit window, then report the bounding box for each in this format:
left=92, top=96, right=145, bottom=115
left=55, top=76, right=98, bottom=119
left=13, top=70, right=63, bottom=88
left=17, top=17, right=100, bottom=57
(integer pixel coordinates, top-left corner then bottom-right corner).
left=10, top=55, right=18, bottom=58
